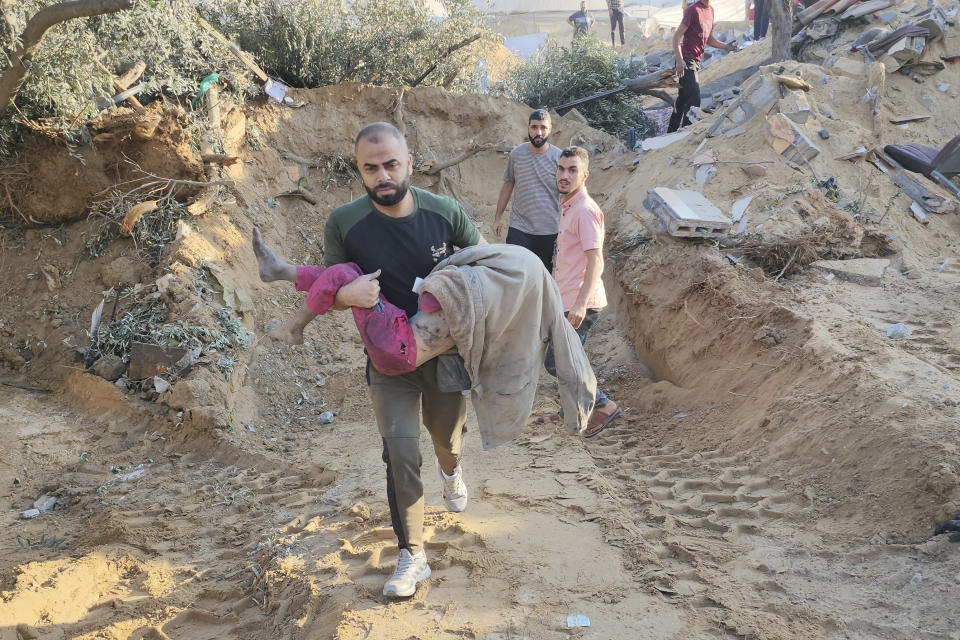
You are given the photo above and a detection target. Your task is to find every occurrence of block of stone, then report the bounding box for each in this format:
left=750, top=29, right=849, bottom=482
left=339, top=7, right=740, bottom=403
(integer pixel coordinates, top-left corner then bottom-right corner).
left=643, top=188, right=732, bottom=238
left=128, top=342, right=191, bottom=380
left=780, top=90, right=814, bottom=124
left=810, top=258, right=890, bottom=286
left=764, top=113, right=821, bottom=163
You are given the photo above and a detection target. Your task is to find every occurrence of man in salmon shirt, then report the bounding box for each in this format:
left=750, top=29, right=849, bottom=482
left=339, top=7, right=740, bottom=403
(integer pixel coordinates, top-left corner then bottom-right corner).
left=541, top=146, right=622, bottom=437
left=668, top=0, right=737, bottom=132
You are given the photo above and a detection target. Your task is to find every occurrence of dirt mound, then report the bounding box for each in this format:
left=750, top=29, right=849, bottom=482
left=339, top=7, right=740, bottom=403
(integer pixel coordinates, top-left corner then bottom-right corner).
left=1, top=105, right=204, bottom=224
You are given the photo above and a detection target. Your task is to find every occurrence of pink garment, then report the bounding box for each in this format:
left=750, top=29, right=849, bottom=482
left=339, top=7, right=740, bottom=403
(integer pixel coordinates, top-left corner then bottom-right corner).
left=555, top=188, right=607, bottom=312
left=295, top=264, right=418, bottom=375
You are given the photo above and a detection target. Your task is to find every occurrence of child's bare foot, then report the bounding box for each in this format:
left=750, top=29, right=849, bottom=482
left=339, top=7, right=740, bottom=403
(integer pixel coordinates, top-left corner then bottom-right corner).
left=253, top=228, right=297, bottom=283
left=265, top=318, right=304, bottom=344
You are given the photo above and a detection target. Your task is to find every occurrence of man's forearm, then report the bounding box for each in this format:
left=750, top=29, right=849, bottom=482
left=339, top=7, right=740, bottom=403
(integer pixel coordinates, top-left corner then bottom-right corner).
left=707, top=35, right=726, bottom=48
left=495, top=182, right=514, bottom=218
left=574, top=253, right=603, bottom=308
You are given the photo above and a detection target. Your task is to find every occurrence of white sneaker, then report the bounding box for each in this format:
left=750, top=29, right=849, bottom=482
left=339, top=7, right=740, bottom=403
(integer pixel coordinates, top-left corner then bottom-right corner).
left=437, top=461, right=468, bottom=512
left=383, top=548, right=431, bottom=597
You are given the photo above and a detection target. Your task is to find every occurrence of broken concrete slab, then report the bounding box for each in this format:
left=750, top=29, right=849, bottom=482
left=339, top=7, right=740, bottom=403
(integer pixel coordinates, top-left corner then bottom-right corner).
left=128, top=342, right=191, bottom=380
left=824, top=55, right=867, bottom=77
left=707, top=73, right=780, bottom=137
left=764, top=113, right=821, bottom=163
left=810, top=258, right=890, bottom=286
left=914, top=5, right=947, bottom=40
left=886, top=35, right=926, bottom=67
left=640, top=130, right=691, bottom=151
left=644, top=188, right=732, bottom=238
left=780, top=90, right=815, bottom=125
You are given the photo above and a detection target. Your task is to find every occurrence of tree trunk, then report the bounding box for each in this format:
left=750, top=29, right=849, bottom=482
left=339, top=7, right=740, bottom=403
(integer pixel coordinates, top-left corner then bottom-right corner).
left=768, top=0, right=793, bottom=61
left=0, top=0, right=133, bottom=113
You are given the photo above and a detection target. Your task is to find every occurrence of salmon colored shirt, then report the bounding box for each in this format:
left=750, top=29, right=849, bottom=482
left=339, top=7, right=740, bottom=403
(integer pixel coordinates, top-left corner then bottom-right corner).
left=555, top=187, right=607, bottom=312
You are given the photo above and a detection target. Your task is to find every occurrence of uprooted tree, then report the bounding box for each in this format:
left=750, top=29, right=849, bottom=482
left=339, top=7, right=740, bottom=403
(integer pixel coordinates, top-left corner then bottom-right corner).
left=0, top=0, right=133, bottom=113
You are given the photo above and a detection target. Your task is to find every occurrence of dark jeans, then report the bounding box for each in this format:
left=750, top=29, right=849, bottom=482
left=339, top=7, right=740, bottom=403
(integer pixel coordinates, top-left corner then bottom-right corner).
left=754, top=0, right=770, bottom=40
left=610, top=9, right=625, bottom=46
left=668, top=58, right=701, bottom=133
left=367, top=358, right=467, bottom=554
left=506, top=227, right=557, bottom=274
left=544, top=308, right=608, bottom=408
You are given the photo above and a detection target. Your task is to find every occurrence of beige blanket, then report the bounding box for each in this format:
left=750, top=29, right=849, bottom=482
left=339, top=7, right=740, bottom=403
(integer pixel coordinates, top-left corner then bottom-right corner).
left=420, top=244, right=597, bottom=449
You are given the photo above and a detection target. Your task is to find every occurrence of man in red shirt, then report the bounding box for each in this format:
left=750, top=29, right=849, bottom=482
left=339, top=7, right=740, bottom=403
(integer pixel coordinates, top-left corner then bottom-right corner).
left=668, top=0, right=736, bottom=132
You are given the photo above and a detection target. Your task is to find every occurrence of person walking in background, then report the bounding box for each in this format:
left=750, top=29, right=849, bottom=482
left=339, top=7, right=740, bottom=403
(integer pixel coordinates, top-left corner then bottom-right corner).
left=568, top=1, right=596, bottom=40
left=607, top=0, right=626, bottom=47
left=668, top=0, right=737, bottom=132
left=753, top=0, right=770, bottom=40
left=540, top=146, right=622, bottom=437
left=494, top=109, right=563, bottom=274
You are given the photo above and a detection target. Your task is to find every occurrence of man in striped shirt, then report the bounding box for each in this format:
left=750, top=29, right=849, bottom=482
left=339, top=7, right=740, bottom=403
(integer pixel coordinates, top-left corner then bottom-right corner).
left=607, top=0, right=626, bottom=47
left=494, top=109, right=563, bottom=273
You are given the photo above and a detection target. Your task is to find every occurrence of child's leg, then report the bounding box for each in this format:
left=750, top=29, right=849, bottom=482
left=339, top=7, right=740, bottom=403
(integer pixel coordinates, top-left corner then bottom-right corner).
left=253, top=228, right=297, bottom=283
left=265, top=305, right=316, bottom=345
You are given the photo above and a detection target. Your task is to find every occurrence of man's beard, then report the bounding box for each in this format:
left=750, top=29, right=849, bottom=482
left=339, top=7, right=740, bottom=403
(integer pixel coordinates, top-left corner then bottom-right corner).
left=528, top=134, right=548, bottom=148
left=365, top=174, right=411, bottom=206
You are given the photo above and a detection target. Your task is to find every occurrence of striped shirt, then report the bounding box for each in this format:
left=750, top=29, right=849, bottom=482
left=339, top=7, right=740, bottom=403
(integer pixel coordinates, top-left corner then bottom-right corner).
left=503, top=143, right=562, bottom=235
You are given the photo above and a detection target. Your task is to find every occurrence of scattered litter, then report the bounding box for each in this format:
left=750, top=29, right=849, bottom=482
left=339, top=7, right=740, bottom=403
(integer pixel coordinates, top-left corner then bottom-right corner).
left=119, top=468, right=147, bottom=482
left=937, top=82, right=950, bottom=93
left=889, top=114, right=930, bottom=124
left=244, top=423, right=256, bottom=432
left=824, top=273, right=836, bottom=281
left=725, top=253, right=740, bottom=265
left=909, top=572, right=923, bottom=584
left=566, top=615, right=591, bottom=628
left=674, top=412, right=688, bottom=419
left=731, top=196, right=753, bottom=222
left=318, top=411, right=336, bottom=425
left=885, top=323, right=912, bottom=339
left=264, top=78, right=289, bottom=102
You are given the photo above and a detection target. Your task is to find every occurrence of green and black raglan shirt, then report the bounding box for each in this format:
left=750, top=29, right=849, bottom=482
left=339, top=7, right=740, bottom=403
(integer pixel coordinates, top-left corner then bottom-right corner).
left=323, top=187, right=481, bottom=316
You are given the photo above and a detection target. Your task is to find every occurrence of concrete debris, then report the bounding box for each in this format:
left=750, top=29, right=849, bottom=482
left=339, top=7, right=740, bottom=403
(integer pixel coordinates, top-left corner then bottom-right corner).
left=819, top=129, right=830, bottom=139
left=764, top=113, right=821, bottom=163
left=810, top=258, right=890, bottom=286
left=319, top=411, right=336, bottom=425
left=153, top=376, right=171, bottom=394
left=885, top=322, right=911, bottom=339
left=21, top=508, right=40, bottom=519
left=914, top=5, right=948, bottom=40
left=640, top=130, right=691, bottom=151
left=644, top=187, right=732, bottom=238
left=780, top=90, right=815, bottom=125
left=909, top=201, right=929, bottom=225
left=825, top=55, right=867, bottom=77
left=34, top=494, right=57, bottom=513
left=695, top=164, right=717, bottom=185
left=707, top=73, right=780, bottom=137
left=731, top=196, right=753, bottom=222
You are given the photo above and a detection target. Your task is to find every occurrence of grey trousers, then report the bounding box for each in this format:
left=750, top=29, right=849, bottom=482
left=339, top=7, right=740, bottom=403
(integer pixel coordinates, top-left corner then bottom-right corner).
left=367, top=358, right=467, bottom=554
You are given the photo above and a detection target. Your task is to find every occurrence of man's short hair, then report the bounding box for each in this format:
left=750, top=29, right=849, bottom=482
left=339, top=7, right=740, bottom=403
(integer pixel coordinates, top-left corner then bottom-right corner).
left=529, top=109, right=551, bottom=124
left=560, top=146, right=590, bottom=169
left=354, top=122, right=407, bottom=152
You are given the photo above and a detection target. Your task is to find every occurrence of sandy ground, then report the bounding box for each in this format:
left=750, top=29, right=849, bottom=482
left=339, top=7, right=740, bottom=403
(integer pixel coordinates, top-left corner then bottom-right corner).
left=3, top=6, right=960, bottom=636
